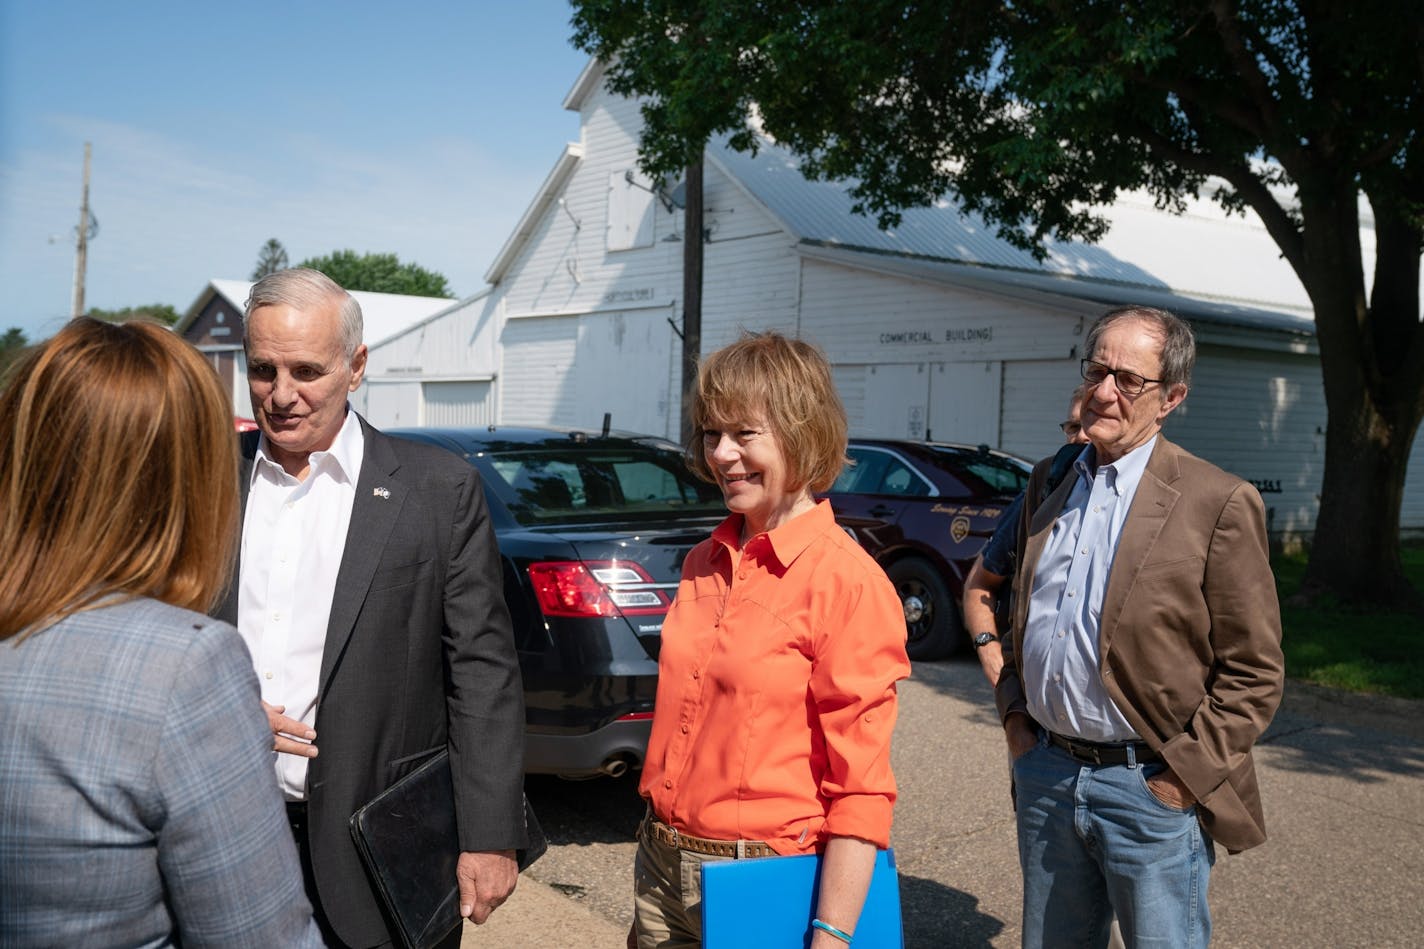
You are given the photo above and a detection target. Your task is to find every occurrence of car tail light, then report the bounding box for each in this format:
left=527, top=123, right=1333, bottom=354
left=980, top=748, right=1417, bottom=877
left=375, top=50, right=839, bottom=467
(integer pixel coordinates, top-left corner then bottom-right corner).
left=527, top=560, right=671, bottom=618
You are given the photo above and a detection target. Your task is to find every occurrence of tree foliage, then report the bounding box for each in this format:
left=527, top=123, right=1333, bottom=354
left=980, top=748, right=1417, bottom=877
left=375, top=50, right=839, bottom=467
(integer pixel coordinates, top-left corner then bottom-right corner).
left=251, top=238, right=290, bottom=279
left=571, top=0, right=1424, bottom=606
left=0, top=327, right=28, bottom=378
left=296, top=249, right=453, bottom=298
left=86, top=304, right=181, bottom=326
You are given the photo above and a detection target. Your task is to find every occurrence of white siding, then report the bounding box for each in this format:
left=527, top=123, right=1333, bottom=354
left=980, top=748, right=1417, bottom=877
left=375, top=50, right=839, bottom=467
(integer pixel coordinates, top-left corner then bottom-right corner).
left=606, top=170, right=657, bottom=251
left=1001, top=359, right=1084, bottom=462
left=500, top=308, right=677, bottom=438
left=799, top=258, right=1081, bottom=365
left=499, top=89, right=683, bottom=320
left=1406, top=428, right=1424, bottom=534
left=365, top=296, right=499, bottom=380
left=1165, top=344, right=1326, bottom=538
left=831, top=365, right=868, bottom=434
left=572, top=308, right=677, bottom=438
left=424, top=381, right=493, bottom=427
left=929, top=360, right=1002, bottom=445
left=858, top=363, right=930, bottom=438
left=361, top=381, right=421, bottom=429
left=501, top=315, right=580, bottom=426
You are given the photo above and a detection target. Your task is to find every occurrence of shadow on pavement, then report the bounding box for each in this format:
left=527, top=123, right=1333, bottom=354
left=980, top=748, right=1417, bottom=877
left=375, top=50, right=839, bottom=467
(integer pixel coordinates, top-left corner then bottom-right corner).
left=900, top=874, right=1006, bottom=947
left=911, top=655, right=1424, bottom=787
left=524, top=772, right=644, bottom=846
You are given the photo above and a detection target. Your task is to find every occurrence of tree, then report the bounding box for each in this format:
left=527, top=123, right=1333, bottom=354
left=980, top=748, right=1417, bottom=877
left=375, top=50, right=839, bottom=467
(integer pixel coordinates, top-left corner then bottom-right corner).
left=571, top=0, right=1424, bottom=607
left=296, top=250, right=453, bottom=298
left=86, top=304, right=180, bottom=326
left=0, top=327, right=28, bottom=378
left=251, top=238, right=290, bottom=279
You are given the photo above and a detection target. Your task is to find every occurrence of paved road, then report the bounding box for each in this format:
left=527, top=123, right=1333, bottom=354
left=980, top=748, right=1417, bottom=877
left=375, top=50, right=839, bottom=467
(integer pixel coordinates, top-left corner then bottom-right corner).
left=464, top=659, right=1424, bottom=947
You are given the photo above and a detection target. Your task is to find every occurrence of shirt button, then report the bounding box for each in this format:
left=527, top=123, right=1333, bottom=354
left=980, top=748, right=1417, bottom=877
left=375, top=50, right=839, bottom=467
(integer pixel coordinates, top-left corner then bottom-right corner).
left=1054, top=673, right=1062, bottom=682
left=1058, top=713, right=1067, bottom=721
left=271, top=612, right=281, bottom=622
left=1067, top=590, right=1075, bottom=598
left=664, top=779, right=672, bottom=789
left=1093, top=505, right=1102, bottom=513
left=1081, top=548, right=1089, bottom=555
left=738, top=572, right=747, bottom=580
left=692, top=670, right=700, bottom=679
left=681, top=724, right=689, bottom=734
left=264, top=671, right=274, bottom=680
left=1058, top=630, right=1066, bottom=638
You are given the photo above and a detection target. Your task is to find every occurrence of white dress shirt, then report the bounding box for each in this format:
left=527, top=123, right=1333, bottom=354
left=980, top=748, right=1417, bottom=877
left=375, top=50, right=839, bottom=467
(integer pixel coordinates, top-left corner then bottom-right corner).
left=238, top=409, right=364, bottom=800
left=1021, top=435, right=1157, bottom=742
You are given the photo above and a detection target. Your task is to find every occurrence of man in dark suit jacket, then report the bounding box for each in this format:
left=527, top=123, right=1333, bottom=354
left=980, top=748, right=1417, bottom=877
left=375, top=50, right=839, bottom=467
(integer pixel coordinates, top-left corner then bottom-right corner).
left=220, top=268, right=526, bottom=949
left=996, top=306, right=1284, bottom=948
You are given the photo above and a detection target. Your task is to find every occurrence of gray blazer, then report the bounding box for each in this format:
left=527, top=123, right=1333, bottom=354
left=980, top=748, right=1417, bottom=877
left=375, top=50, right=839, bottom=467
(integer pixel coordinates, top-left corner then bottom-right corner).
left=221, top=416, right=526, bottom=947
left=0, top=598, right=322, bottom=947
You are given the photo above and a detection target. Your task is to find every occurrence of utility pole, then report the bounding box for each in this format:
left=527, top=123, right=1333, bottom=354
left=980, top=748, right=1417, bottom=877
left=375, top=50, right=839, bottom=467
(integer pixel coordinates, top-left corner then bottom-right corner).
left=678, top=158, right=704, bottom=445
left=71, top=142, right=93, bottom=319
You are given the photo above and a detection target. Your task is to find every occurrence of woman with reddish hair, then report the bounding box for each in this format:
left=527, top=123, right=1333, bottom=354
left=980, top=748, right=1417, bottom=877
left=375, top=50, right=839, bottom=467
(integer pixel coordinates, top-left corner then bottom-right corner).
left=633, top=331, right=910, bottom=948
left=0, top=318, right=320, bottom=947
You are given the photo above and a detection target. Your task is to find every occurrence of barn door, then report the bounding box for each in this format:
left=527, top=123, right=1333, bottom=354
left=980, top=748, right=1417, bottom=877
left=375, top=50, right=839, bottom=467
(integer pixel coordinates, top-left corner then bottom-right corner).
left=928, top=361, right=1001, bottom=446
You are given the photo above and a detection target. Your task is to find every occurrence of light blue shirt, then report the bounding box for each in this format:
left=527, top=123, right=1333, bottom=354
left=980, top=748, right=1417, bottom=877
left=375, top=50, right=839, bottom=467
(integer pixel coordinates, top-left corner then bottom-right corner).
left=1021, top=435, right=1158, bottom=741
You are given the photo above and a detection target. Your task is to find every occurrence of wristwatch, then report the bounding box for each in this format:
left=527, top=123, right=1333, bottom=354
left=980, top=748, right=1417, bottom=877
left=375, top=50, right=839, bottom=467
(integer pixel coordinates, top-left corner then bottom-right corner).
left=972, top=632, right=999, bottom=649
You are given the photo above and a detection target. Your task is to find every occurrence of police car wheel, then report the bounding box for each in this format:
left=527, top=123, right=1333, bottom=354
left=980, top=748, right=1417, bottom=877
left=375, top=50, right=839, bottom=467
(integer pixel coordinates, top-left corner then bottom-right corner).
left=887, top=557, right=960, bottom=661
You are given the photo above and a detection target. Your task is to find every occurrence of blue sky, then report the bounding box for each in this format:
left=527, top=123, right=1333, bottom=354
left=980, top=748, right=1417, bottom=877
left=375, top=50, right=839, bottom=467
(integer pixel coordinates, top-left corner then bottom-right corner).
left=0, top=1, right=590, bottom=339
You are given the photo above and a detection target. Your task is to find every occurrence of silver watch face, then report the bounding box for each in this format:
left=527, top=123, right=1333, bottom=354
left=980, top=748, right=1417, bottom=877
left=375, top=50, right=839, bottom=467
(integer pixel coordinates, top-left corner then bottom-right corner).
left=973, top=632, right=997, bottom=648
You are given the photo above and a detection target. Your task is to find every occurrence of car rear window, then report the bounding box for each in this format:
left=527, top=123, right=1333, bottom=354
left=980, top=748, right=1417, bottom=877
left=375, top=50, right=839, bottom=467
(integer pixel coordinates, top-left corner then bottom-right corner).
left=927, top=447, right=1031, bottom=495
left=477, top=448, right=725, bottom=525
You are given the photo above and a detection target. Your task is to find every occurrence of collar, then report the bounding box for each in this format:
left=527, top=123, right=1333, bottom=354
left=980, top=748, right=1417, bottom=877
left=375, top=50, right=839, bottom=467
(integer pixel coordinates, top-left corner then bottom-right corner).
left=1076, top=434, right=1158, bottom=498
left=252, top=406, right=365, bottom=486
left=711, top=499, right=837, bottom=568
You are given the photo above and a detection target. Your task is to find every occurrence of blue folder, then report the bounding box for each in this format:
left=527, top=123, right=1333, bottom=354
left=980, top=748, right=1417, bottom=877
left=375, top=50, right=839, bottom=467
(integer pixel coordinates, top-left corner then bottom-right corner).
left=701, top=848, right=903, bottom=948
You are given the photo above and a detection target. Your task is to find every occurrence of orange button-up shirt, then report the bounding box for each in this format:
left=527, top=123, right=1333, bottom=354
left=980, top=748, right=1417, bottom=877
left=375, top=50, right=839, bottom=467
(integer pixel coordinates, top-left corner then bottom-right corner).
left=639, top=500, right=910, bottom=854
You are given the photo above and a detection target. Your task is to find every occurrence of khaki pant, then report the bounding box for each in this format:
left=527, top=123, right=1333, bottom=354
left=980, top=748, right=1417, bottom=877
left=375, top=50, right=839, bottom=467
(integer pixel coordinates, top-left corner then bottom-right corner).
left=632, top=818, right=730, bottom=949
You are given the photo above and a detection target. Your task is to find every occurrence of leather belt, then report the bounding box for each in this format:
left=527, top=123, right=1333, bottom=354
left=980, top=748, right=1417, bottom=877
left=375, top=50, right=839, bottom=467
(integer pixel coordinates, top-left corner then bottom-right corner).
left=1048, top=730, right=1160, bottom=766
left=644, top=815, right=776, bottom=859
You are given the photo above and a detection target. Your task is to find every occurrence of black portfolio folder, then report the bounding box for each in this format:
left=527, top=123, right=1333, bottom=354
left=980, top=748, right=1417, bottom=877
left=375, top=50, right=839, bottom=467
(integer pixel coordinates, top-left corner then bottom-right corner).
left=349, top=749, right=547, bottom=949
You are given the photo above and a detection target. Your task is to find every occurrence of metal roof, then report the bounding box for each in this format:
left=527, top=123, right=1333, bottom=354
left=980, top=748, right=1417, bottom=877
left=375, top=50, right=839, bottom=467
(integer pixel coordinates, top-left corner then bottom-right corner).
left=181, top=279, right=457, bottom=348
left=709, top=134, right=1328, bottom=329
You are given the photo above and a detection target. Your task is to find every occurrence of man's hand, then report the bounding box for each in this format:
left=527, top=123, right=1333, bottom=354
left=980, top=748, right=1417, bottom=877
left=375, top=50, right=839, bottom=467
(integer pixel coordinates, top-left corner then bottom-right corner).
left=261, top=701, right=317, bottom=757
left=1146, top=767, right=1197, bottom=810
left=1004, top=712, right=1038, bottom=761
left=457, top=849, right=518, bottom=924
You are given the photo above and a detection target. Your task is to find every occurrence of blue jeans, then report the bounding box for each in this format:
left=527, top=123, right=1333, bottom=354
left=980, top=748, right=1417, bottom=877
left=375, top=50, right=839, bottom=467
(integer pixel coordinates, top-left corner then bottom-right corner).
left=1012, top=732, right=1215, bottom=948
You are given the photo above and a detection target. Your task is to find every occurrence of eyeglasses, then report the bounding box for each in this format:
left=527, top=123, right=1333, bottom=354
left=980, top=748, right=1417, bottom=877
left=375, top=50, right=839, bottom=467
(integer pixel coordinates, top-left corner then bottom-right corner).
left=1080, top=359, right=1164, bottom=397
left=1059, top=421, right=1082, bottom=437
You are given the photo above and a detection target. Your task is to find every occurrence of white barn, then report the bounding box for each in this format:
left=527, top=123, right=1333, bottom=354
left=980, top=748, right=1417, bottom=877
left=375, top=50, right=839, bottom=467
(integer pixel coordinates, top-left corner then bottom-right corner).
left=365, top=60, right=1424, bottom=541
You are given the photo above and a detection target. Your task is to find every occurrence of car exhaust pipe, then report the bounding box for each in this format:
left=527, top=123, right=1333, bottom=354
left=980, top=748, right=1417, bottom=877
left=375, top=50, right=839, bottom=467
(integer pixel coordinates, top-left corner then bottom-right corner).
left=601, top=756, right=630, bottom=778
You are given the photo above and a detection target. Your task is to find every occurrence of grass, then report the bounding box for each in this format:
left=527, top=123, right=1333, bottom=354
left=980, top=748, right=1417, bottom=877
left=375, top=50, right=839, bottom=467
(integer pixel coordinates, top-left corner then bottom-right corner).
left=1274, top=544, right=1424, bottom=700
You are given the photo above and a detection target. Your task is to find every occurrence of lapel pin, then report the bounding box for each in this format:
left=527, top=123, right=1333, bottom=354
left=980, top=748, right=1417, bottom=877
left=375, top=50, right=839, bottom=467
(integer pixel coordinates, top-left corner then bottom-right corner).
left=373, top=486, right=391, bottom=499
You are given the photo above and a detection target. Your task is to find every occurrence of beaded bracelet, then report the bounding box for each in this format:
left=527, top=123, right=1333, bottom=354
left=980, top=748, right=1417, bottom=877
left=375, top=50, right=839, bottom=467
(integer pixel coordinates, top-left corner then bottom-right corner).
left=811, top=918, right=854, bottom=944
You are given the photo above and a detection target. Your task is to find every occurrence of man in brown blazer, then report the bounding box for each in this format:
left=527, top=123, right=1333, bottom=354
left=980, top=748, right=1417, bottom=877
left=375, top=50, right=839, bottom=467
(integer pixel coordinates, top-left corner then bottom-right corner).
left=995, top=306, right=1284, bottom=948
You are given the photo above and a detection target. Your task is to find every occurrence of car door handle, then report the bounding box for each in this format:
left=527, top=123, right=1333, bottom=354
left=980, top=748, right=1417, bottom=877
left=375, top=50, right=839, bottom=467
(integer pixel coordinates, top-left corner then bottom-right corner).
left=868, top=504, right=897, bottom=517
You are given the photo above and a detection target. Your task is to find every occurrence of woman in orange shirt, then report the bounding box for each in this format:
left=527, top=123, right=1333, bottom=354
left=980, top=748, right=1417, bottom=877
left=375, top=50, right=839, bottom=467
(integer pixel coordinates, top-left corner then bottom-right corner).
left=632, top=332, right=911, bottom=948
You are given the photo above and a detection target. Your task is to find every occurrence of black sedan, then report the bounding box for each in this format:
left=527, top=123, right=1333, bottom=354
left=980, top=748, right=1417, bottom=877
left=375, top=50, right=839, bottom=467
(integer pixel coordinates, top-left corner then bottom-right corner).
left=824, top=439, right=1032, bottom=661
left=392, top=426, right=726, bottom=779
